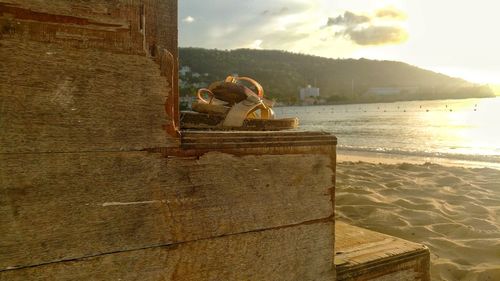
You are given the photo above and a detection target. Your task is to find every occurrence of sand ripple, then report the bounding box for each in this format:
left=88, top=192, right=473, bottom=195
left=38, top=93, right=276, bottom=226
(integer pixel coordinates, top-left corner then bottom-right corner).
left=336, top=162, right=500, bottom=281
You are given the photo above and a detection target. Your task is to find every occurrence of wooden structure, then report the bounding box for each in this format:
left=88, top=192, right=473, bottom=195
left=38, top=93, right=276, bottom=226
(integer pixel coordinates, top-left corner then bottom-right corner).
left=0, top=1, right=337, bottom=280
left=0, top=1, right=431, bottom=280
left=336, top=222, right=430, bottom=281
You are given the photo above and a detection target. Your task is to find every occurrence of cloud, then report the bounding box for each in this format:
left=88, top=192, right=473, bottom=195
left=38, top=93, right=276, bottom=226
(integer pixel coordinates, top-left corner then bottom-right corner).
left=327, top=11, right=370, bottom=27
left=250, top=39, right=264, bottom=49
left=376, top=7, right=407, bottom=20
left=327, top=9, right=408, bottom=46
left=178, top=1, right=406, bottom=51
left=179, top=0, right=313, bottom=50
left=182, top=16, right=195, bottom=23
left=344, top=26, right=408, bottom=45
left=261, top=7, right=290, bottom=16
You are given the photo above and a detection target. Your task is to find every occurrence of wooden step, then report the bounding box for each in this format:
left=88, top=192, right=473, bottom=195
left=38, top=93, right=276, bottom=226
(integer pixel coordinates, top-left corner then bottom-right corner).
left=336, top=221, right=430, bottom=281
left=151, top=130, right=337, bottom=157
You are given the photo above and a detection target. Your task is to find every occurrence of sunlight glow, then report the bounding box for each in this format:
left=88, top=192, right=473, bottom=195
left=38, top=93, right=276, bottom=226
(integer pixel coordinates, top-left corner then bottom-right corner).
left=418, top=98, right=500, bottom=156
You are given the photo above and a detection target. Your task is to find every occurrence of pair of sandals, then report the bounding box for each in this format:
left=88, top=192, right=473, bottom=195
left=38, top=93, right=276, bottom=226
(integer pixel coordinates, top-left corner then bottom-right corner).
left=181, top=76, right=298, bottom=131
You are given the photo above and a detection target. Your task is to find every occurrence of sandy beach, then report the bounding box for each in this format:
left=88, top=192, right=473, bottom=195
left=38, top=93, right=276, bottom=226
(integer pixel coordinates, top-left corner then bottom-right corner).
left=336, top=154, right=500, bottom=281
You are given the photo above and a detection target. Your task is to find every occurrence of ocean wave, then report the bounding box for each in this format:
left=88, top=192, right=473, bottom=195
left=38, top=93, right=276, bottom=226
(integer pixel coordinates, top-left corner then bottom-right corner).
left=338, top=145, right=500, bottom=164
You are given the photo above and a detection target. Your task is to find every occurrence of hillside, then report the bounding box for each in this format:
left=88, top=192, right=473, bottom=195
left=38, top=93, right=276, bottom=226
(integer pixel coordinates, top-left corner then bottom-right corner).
left=179, top=48, right=494, bottom=104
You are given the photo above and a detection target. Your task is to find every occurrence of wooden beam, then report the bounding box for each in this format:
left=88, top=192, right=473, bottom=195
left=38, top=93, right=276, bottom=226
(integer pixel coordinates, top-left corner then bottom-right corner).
left=0, top=38, right=178, bottom=153
left=0, top=223, right=335, bottom=281
left=0, top=151, right=334, bottom=270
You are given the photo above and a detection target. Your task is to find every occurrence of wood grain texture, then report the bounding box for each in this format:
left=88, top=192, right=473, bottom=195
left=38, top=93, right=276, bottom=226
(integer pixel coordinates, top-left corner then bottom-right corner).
left=0, top=38, right=178, bottom=152
left=156, top=131, right=337, bottom=157
left=0, top=222, right=335, bottom=281
left=0, top=0, right=177, bottom=55
left=336, top=221, right=430, bottom=281
left=0, top=151, right=334, bottom=270
left=0, top=0, right=181, bottom=149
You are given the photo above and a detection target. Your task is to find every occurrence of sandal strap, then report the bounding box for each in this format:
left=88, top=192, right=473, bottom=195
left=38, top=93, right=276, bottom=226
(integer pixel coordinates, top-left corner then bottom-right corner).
left=197, top=88, right=215, bottom=104
left=223, top=98, right=263, bottom=127
left=225, top=76, right=264, bottom=97
left=223, top=95, right=275, bottom=127
left=209, top=82, right=250, bottom=105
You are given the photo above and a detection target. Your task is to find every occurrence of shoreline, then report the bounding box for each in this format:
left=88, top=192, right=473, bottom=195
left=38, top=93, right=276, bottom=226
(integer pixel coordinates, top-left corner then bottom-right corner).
left=275, top=96, right=497, bottom=107
left=337, top=149, right=500, bottom=170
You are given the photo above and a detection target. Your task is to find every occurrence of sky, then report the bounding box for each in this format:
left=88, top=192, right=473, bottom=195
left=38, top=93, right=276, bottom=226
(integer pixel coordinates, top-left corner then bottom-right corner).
left=179, top=0, right=500, bottom=85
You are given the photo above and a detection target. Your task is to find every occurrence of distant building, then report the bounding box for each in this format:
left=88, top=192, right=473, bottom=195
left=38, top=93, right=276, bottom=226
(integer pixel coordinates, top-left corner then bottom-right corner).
left=366, top=87, right=419, bottom=96
left=299, top=85, right=320, bottom=100
left=179, top=66, right=191, bottom=76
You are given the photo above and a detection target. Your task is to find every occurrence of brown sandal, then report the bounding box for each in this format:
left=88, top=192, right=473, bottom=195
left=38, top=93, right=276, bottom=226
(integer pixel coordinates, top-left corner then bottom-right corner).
left=181, top=76, right=298, bottom=131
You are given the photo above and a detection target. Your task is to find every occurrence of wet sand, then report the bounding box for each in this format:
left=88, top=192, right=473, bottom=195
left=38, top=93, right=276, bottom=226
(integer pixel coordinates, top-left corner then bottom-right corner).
left=336, top=160, right=500, bottom=281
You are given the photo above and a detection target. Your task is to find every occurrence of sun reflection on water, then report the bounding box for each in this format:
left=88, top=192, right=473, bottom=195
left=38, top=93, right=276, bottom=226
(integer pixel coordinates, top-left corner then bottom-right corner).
left=277, top=97, right=500, bottom=163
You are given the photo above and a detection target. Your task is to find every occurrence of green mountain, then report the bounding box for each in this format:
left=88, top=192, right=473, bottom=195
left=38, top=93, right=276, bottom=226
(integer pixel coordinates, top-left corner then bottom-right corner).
left=179, top=48, right=494, bottom=104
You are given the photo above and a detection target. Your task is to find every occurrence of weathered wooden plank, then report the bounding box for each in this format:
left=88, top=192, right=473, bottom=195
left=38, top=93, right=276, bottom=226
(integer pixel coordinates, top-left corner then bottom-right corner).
left=149, top=131, right=338, bottom=157
left=182, top=127, right=338, bottom=156
left=336, top=221, right=430, bottom=281
left=0, top=151, right=334, bottom=270
left=1, top=0, right=134, bottom=20
left=0, top=1, right=177, bottom=55
left=143, top=0, right=178, bottom=56
left=182, top=135, right=335, bottom=143
left=0, top=0, right=181, bottom=150
left=181, top=140, right=337, bottom=150
left=181, top=131, right=336, bottom=144
left=0, top=1, right=139, bottom=53
left=182, top=131, right=333, bottom=137
left=0, top=222, right=335, bottom=281
left=162, top=145, right=337, bottom=158
left=0, top=38, right=178, bottom=152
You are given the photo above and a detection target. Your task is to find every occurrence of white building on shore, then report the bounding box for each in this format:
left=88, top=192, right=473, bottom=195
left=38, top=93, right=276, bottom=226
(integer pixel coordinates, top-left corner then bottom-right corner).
left=299, top=85, right=320, bottom=100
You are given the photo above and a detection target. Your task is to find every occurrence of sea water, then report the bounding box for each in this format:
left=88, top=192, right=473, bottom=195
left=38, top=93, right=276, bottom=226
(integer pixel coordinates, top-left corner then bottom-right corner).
left=275, top=97, right=500, bottom=168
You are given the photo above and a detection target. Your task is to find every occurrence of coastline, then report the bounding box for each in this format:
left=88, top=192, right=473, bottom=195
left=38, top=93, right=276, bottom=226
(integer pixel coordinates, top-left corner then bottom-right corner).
left=338, top=149, right=500, bottom=170
left=275, top=95, right=497, bottom=107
